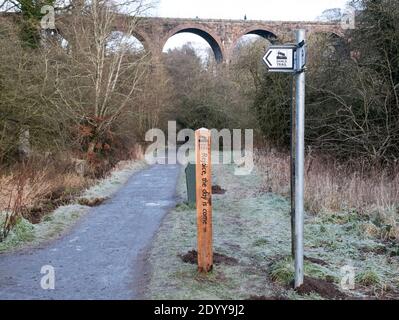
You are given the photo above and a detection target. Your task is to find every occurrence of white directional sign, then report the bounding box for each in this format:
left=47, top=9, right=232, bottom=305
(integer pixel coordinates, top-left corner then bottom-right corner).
left=263, top=45, right=296, bottom=73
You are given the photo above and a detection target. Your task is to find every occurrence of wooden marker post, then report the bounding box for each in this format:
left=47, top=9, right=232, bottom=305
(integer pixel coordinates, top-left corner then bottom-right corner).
left=195, top=128, right=213, bottom=273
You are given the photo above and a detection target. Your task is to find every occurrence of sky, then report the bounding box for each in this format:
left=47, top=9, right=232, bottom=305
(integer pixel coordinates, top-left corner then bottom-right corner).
left=154, top=0, right=349, bottom=21
left=155, top=0, right=350, bottom=54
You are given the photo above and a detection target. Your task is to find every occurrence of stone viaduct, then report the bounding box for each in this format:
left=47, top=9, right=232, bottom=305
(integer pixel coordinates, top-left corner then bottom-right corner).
left=0, top=12, right=345, bottom=63
left=120, top=17, right=345, bottom=63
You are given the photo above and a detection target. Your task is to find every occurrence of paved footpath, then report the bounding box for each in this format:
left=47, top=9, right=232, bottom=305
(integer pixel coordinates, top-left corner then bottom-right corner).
left=0, top=163, right=180, bottom=300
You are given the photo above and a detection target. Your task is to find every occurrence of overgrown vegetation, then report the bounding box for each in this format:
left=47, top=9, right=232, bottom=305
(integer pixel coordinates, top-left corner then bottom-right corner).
left=1, top=1, right=159, bottom=166
left=255, top=150, right=399, bottom=240
left=163, top=45, right=256, bottom=131
left=0, top=0, right=154, bottom=239
left=253, top=0, right=399, bottom=165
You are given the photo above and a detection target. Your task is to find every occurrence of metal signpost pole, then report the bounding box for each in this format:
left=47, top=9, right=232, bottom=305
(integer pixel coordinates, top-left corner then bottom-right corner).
left=290, top=76, right=296, bottom=259
left=262, top=29, right=306, bottom=288
left=294, top=29, right=306, bottom=288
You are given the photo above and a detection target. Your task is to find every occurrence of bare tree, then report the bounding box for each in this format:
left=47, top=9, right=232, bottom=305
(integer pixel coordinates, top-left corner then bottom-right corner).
left=45, top=0, right=151, bottom=163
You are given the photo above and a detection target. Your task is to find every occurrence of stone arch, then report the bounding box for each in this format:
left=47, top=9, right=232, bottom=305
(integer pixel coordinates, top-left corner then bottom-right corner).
left=53, top=14, right=151, bottom=56
left=162, top=25, right=224, bottom=63
left=108, top=24, right=151, bottom=54
left=238, top=28, right=279, bottom=43
left=128, top=30, right=150, bottom=50
left=227, top=27, right=279, bottom=63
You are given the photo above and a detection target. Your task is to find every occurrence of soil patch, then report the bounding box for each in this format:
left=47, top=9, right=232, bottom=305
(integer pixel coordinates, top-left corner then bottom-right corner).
left=22, top=191, right=77, bottom=224
left=359, top=246, right=386, bottom=255
left=22, top=206, right=45, bottom=224
left=304, top=256, right=329, bottom=266
left=179, top=250, right=239, bottom=266
left=212, top=185, right=226, bottom=195
left=360, top=243, right=399, bottom=257
left=78, top=197, right=108, bottom=207
left=294, top=276, right=347, bottom=300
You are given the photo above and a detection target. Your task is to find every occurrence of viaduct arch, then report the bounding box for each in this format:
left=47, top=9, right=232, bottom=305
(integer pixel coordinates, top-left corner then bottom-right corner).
left=124, top=17, right=345, bottom=64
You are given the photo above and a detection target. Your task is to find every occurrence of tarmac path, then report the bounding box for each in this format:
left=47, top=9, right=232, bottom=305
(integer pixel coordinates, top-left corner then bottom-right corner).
left=0, top=163, right=180, bottom=300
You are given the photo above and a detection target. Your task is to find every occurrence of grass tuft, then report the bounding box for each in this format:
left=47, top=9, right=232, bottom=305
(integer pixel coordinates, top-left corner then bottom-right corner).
left=269, top=256, right=336, bottom=286
left=356, top=269, right=381, bottom=287
left=269, top=257, right=295, bottom=285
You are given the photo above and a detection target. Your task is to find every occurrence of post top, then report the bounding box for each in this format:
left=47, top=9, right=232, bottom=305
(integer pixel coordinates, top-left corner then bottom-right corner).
left=196, top=128, right=211, bottom=135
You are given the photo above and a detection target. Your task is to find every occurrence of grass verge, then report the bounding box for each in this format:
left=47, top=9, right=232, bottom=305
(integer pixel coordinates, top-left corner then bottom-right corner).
left=145, top=161, right=399, bottom=300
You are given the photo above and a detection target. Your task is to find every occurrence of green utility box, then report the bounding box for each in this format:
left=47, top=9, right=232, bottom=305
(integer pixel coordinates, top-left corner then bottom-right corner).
left=185, top=163, right=196, bottom=204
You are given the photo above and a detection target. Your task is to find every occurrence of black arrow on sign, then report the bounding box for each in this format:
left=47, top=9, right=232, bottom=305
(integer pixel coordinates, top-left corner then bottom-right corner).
left=265, top=50, right=273, bottom=67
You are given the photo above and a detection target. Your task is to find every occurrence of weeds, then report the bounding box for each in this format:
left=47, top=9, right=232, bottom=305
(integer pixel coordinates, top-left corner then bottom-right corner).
left=356, top=269, right=381, bottom=287
left=255, top=150, right=399, bottom=241
left=0, top=157, right=91, bottom=240
left=1, top=162, right=30, bottom=240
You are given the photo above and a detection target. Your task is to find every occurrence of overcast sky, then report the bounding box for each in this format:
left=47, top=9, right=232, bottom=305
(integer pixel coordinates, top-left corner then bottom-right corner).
left=154, top=0, right=349, bottom=21
left=152, top=0, right=350, bottom=53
